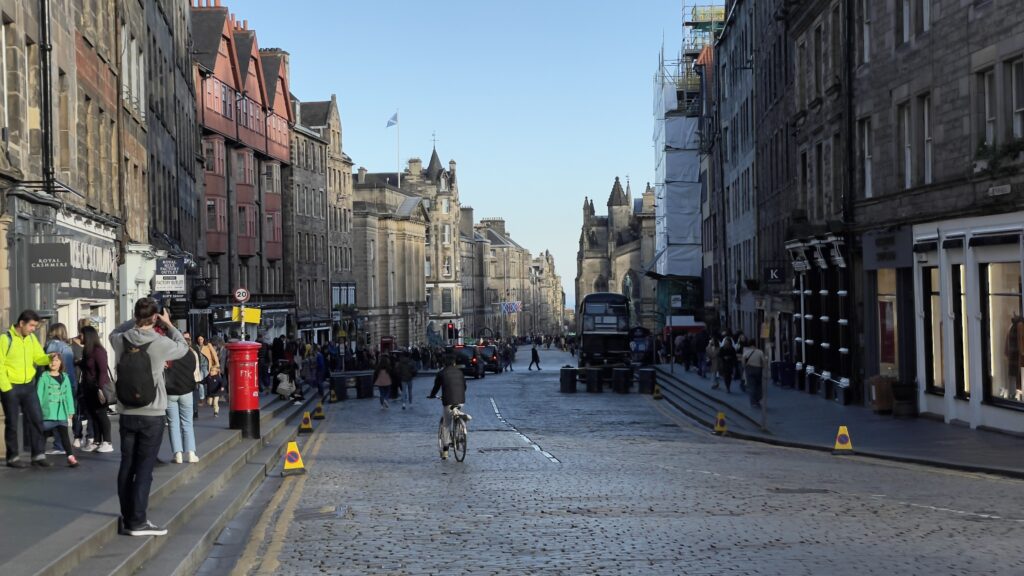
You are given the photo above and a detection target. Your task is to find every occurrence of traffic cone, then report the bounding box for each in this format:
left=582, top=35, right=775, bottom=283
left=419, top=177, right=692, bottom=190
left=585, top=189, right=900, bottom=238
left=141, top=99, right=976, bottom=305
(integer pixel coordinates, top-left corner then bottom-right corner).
left=312, top=402, right=326, bottom=420
left=298, top=411, right=314, bottom=434
left=833, top=425, right=854, bottom=454
left=713, top=412, right=727, bottom=435
left=652, top=384, right=663, bottom=400
left=282, top=441, right=306, bottom=476
left=329, top=389, right=338, bottom=403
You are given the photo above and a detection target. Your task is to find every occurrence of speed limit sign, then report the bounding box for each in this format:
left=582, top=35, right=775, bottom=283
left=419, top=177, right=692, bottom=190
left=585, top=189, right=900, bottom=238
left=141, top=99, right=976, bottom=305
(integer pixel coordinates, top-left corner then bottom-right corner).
left=234, top=287, right=250, bottom=304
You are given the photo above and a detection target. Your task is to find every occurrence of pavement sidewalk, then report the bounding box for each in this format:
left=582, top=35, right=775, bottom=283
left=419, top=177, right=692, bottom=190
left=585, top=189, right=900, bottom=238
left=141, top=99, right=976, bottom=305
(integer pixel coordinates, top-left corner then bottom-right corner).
left=654, top=363, right=1024, bottom=478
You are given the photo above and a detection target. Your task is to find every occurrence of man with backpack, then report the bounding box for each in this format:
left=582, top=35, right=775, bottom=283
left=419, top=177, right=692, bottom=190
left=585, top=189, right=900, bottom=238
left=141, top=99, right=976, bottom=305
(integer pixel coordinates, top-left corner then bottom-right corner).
left=109, top=297, right=190, bottom=537
left=1, top=310, right=53, bottom=468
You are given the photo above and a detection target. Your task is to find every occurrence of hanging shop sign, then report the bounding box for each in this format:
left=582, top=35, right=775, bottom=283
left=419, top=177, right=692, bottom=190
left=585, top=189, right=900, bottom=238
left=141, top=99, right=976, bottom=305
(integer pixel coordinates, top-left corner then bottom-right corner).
left=28, top=243, right=72, bottom=284
left=863, top=228, right=913, bottom=270
left=154, top=258, right=186, bottom=293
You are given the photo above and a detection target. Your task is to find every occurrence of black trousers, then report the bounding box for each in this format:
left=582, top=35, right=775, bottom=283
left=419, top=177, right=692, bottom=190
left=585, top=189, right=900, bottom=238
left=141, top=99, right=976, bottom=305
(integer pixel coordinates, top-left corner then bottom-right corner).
left=2, top=383, right=45, bottom=461
left=117, top=414, right=164, bottom=529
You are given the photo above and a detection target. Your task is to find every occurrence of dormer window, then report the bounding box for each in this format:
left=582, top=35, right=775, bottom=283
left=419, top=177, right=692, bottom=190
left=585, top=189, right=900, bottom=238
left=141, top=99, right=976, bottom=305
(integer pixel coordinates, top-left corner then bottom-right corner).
left=440, top=175, right=448, bottom=192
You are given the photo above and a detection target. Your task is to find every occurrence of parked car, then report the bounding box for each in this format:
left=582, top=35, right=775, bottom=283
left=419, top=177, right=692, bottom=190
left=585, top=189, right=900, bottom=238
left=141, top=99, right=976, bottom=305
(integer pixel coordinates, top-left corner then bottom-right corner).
left=453, top=345, right=486, bottom=379
left=477, top=345, right=503, bottom=374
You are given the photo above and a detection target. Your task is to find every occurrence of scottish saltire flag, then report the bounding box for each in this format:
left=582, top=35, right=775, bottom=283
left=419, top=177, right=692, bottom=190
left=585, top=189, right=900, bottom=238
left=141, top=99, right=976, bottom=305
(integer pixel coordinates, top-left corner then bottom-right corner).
left=386, top=112, right=398, bottom=127
left=500, top=301, right=524, bottom=314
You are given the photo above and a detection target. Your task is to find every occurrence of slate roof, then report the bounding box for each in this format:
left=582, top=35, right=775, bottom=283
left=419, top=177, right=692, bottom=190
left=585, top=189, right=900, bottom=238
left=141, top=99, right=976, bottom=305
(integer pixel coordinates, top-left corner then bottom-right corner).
left=426, top=147, right=443, bottom=182
left=633, top=198, right=643, bottom=214
left=261, top=54, right=282, bottom=109
left=355, top=172, right=401, bottom=190
left=301, top=101, right=331, bottom=127
left=482, top=228, right=524, bottom=251
left=395, top=196, right=423, bottom=218
left=233, top=30, right=255, bottom=80
left=191, top=9, right=228, bottom=72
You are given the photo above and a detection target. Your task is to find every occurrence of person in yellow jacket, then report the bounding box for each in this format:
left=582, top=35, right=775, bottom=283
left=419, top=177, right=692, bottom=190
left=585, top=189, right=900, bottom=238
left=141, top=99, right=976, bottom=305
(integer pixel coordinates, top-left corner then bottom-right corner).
left=1, top=310, right=54, bottom=468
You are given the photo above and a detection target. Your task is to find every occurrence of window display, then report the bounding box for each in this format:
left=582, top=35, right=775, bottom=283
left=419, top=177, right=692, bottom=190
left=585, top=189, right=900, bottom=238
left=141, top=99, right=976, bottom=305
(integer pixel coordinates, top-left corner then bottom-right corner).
left=877, top=269, right=898, bottom=377
left=923, top=267, right=944, bottom=391
left=982, top=262, right=1023, bottom=403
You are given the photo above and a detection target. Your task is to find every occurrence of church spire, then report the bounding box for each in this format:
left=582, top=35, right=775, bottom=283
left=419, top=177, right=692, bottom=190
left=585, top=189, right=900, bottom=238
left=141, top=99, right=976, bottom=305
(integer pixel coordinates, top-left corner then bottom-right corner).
left=606, top=176, right=628, bottom=207
left=426, top=146, right=443, bottom=182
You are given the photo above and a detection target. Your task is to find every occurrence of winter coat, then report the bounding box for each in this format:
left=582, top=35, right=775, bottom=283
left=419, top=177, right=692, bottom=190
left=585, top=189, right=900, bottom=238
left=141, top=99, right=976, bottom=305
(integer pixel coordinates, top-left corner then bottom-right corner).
left=37, top=371, right=74, bottom=422
left=0, top=327, right=50, bottom=392
left=45, top=340, right=77, bottom=390
left=718, top=344, right=737, bottom=380
left=706, top=342, right=720, bottom=374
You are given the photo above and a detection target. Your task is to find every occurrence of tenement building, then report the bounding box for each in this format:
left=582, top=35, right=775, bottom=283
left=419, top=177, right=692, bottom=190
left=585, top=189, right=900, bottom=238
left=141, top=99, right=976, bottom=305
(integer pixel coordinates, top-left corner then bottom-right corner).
left=853, top=0, right=1024, bottom=432
left=479, top=218, right=532, bottom=338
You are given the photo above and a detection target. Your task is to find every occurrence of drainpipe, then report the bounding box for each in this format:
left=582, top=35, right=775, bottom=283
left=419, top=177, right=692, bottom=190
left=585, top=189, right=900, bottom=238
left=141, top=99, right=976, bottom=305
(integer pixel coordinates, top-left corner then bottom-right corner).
left=844, top=0, right=859, bottom=397
left=39, top=0, right=54, bottom=193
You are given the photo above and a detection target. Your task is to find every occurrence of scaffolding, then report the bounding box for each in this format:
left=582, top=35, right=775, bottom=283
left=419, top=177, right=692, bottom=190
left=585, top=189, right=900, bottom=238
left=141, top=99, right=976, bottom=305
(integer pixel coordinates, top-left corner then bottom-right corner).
left=656, top=2, right=725, bottom=116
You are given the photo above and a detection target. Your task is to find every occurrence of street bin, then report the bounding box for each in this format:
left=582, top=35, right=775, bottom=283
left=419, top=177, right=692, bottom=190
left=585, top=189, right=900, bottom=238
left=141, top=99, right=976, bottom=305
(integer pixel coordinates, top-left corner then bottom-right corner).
left=329, top=371, right=348, bottom=402
left=612, top=368, right=632, bottom=394
left=585, top=368, right=602, bottom=393
left=560, top=367, right=578, bottom=393
left=807, top=372, right=820, bottom=395
left=637, top=368, right=656, bottom=394
left=226, top=341, right=262, bottom=439
left=868, top=376, right=894, bottom=414
left=600, top=366, right=614, bottom=389
left=357, top=373, right=375, bottom=399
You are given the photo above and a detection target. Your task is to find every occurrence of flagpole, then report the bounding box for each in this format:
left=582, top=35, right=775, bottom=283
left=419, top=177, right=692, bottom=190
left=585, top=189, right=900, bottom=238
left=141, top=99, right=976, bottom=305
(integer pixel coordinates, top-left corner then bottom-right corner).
left=396, top=109, right=401, bottom=189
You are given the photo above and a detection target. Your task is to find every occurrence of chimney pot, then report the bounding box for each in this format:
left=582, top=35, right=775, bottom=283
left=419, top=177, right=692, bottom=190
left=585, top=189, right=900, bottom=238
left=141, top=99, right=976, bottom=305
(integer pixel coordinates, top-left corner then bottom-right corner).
left=243, top=20, right=248, bottom=29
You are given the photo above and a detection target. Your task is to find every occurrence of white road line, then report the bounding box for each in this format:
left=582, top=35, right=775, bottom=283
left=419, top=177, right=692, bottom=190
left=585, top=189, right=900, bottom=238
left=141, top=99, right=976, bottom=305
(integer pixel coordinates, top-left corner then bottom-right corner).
left=490, top=397, right=560, bottom=464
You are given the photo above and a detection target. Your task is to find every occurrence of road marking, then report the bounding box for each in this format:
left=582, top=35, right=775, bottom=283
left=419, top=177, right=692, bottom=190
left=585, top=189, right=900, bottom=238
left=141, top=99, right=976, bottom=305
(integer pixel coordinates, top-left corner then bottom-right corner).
left=490, top=397, right=560, bottom=464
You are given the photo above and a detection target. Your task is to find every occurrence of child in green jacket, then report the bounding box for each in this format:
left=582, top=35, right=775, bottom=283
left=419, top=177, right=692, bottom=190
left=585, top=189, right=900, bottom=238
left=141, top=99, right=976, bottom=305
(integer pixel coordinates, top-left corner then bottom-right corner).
left=38, top=352, right=77, bottom=467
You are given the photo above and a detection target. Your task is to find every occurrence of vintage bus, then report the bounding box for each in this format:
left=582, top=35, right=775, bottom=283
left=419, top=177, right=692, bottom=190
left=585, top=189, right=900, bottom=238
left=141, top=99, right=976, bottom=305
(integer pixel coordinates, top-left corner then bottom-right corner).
left=577, top=292, right=632, bottom=367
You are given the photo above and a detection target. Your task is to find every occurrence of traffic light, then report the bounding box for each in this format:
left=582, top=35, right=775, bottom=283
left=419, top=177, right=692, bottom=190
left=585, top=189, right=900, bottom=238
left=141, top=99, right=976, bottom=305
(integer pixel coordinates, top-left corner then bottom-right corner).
left=446, top=323, right=454, bottom=339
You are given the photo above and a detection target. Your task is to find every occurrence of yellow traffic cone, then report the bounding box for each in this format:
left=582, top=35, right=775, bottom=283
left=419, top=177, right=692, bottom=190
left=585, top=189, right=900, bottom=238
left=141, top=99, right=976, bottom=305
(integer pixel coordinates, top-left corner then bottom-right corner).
left=652, top=384, right=663, bottom=400
left=298, top=411, right=314, bottom=434
left=833, top=425, right=854, bottom=454
left=282, top=441, right=306, bottom=476
left=312, top=402, right=326, bottom=420
left=713, top=412, right=727, bottom=435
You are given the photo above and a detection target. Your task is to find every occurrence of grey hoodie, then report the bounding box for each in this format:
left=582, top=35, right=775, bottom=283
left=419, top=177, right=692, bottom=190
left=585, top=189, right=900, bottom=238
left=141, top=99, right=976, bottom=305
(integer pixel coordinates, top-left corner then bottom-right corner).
left=109, top=321, right=190, bottom=417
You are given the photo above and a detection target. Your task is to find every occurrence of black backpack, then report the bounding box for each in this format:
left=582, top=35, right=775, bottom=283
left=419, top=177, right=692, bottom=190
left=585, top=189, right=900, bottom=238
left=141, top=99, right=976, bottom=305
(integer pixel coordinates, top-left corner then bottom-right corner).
left=165, top=350, right=198, bottom=396
left=116, top=336, right=156, bottom=407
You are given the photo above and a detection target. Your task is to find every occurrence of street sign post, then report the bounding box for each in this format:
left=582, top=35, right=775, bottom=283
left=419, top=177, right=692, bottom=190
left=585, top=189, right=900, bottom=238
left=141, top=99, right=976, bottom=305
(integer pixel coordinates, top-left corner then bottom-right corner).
left=234, top=287, right=251, bottom=337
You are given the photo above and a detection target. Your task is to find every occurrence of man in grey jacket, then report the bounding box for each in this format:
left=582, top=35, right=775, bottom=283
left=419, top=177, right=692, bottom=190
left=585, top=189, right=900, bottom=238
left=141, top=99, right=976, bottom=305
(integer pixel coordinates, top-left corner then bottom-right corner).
left=110, top=297, right=190, bottom=537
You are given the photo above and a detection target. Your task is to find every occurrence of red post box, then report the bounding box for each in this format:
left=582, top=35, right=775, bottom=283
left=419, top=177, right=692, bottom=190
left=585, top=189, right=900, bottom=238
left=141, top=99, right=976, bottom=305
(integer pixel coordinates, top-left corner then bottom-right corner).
left=226, top=341, right=263, bottom=439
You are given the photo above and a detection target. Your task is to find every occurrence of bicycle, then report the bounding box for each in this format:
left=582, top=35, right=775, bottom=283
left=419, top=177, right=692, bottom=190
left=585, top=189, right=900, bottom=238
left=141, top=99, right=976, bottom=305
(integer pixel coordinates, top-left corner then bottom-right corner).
left=437, top=404, right=469, bottom=462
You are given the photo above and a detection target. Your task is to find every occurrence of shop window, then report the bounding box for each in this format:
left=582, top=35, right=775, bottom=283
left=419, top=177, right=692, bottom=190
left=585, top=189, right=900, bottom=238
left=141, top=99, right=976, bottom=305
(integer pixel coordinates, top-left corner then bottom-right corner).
left=877, top=269, right=898, bottom=377
left=442, top=288, right=453, bottom=314
left=980, top=262, right=1023, bottom=404
left=952, top=264, right=970, bottom=399
left=922, top=267, right=944, bottom=392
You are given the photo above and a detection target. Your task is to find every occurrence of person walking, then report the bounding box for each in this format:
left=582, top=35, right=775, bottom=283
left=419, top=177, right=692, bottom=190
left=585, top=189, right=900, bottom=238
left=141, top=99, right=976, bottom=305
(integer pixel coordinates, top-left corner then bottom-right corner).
left=44, top=324, right=78, bottom=455
left=528, top=344, right=541, bottom=371
left=1, top=310, right=53, bottom=468
left=79, top=326, right=114, bottom=453
left=706, top=338, right=721, bottom=389
left=37, top=352, right=78, bottom=467
left=165, top=340, right=201, bottom=464
left=732, top=331, right=746, bottom=392
left=110, top=297, right=190, bottom=537
left=204, top=336, right=225, bottom=418
left=195, top=334, right=218, bottom=416
left=741, top=338, right=765, bottom=408
left=373, top=356, right=394, bottom=409
left=717, top=337, right=737, bottom=394
left=397, top=353, right=415, bottom=409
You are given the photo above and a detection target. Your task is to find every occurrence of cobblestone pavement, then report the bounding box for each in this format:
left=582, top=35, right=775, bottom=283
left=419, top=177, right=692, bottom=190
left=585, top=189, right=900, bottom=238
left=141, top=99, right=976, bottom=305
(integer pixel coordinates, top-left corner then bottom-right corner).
left=229, top=350, right=1024, bottom=576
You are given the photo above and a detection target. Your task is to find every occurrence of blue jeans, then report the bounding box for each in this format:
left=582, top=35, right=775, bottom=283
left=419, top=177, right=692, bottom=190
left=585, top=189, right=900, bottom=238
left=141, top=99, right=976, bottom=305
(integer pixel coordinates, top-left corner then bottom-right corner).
left=166, top=393, right=196, bottom=455
left=401, top=379, right=413, bottom=405
left=117, top=414, right=164, bottom=529
left=378, top=386, right=389, bottom=406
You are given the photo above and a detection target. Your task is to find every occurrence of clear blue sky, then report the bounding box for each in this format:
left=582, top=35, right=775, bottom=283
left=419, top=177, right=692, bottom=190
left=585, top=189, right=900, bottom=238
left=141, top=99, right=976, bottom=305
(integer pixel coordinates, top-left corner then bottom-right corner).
left=237, top=0, right=684, bottom=305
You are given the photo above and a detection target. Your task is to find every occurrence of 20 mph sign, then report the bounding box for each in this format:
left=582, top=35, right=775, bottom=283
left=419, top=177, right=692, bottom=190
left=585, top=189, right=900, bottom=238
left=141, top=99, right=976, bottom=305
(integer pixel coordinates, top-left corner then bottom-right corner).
left=234, top=287, right=250, bottom=303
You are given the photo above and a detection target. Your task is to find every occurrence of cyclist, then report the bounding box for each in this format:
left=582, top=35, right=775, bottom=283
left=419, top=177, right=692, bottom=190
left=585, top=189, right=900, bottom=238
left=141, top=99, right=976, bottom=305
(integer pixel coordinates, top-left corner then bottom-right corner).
left=431, top=354, right=468, bottom=460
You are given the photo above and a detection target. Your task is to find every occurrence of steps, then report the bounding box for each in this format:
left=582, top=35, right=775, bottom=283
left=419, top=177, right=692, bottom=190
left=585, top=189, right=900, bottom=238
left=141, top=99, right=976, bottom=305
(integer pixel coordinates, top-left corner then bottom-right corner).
left=653, top=366, right=762, bottom=433
left=3, top=391, right=317, bottom=576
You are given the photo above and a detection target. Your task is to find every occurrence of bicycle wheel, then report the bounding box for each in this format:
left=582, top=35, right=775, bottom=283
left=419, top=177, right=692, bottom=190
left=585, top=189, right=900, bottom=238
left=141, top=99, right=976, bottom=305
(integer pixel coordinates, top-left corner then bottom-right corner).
left=437, top=416, right=447, bottom=459
left=453, top=418, right=468, bottom=462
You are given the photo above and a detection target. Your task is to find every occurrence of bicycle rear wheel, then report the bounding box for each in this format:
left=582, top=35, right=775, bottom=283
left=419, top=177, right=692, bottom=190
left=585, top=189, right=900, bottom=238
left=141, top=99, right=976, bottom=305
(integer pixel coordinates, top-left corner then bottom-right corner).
left=438, top=416, right=447, bottom=459
left=453, top=418, right=468, bottom=462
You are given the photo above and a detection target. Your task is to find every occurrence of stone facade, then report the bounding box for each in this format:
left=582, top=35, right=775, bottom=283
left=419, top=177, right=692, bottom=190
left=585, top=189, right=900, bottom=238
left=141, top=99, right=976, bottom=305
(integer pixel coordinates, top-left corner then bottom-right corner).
left=531, top=250, right=565, bottom=336
left=283, top=97, right=330, bottom=342
left=575, top=178, right=657, bottom=330
left=479, top=218, right=533, bottom=338
left=458, top=205, right=489, bottom=339
left=352, top=168, right=427, bottom=349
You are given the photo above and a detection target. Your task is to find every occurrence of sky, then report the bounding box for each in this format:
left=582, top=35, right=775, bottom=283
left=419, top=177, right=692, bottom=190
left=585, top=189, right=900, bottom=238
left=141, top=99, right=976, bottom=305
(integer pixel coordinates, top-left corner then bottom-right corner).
left=237, top=0, right=685, bottom=306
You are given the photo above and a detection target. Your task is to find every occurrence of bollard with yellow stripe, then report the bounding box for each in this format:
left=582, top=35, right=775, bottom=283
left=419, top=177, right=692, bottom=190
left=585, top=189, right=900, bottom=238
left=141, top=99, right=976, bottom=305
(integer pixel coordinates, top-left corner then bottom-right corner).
left=652, top=384, right=663, bottom=400
left=713, top=411, right=727, bottom=435
left=329, top=389, right=338, bottom=403
left=282, top=441, right=307, bottom=476
left=298, top=411, right=314, bottom=434
left=312, top=402, right=326, bottom=420
left=833, top=425, right=854, bottom=454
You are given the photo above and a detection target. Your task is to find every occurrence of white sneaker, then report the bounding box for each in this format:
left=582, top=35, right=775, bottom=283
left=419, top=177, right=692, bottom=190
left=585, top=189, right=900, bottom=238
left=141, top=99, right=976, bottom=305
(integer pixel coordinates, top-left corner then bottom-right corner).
left=72, top=438, right=82, bottom=449
left=96, top=442, right=114, bottom=453
left=173, top=452, right=183, bottom=464
left=46, top=448, right=65, bottom=455
left=127, top=521, right=167, bottom=537
left=187, top=451, right=199, bottom=463
left=84, top=442, right=100, bottom=452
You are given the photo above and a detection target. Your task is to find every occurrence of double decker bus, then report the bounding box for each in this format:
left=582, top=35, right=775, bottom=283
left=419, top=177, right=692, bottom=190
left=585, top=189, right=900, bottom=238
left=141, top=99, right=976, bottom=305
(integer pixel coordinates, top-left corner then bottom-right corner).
left=577, top=292, right=631, bottom=368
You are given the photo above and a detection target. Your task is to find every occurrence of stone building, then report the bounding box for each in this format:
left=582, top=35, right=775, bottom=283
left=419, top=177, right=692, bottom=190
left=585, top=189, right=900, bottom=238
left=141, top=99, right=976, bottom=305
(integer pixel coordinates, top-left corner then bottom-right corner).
left=352, top=167, right=428, bottom=349
left=479, top=218, right=532, bottom=338
left=458, top=206, right=490, bottom=339
left=298, top=94, right=356, bottom=341
left=192, top=2, right=291, bottom=339
left=852, top=0, right=1024, bottom=432
left=531, top=250, right=565, bottom=336
left=575, top=178, right=657, bottom=330
left=283, top=96, right=330, bottom=343
left=784, top=0, right=855, bottom=400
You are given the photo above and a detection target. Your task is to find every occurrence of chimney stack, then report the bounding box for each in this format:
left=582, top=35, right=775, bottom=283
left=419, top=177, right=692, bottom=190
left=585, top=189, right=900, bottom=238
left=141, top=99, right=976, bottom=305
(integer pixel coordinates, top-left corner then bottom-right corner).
left=358, top=167, right=367, bottom=184
left=407, top=158, right=422, bottom=176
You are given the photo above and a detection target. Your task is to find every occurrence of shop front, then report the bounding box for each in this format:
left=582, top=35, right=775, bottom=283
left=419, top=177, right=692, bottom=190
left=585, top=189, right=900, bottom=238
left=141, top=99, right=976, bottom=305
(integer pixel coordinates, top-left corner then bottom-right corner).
left=913, top=211, right=1024, bottom=433
left=51, top=212, right=118, bottom=339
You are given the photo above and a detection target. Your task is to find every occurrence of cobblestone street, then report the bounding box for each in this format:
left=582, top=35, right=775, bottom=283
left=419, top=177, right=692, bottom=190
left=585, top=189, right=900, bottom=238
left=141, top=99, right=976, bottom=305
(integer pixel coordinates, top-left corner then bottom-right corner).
left=222, top=350, right=1024, bottom=575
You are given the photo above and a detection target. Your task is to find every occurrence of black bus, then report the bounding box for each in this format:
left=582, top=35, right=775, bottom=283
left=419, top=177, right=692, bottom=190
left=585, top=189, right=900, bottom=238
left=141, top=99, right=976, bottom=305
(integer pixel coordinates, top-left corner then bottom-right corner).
left=577, top=292, right=631, bottom=367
